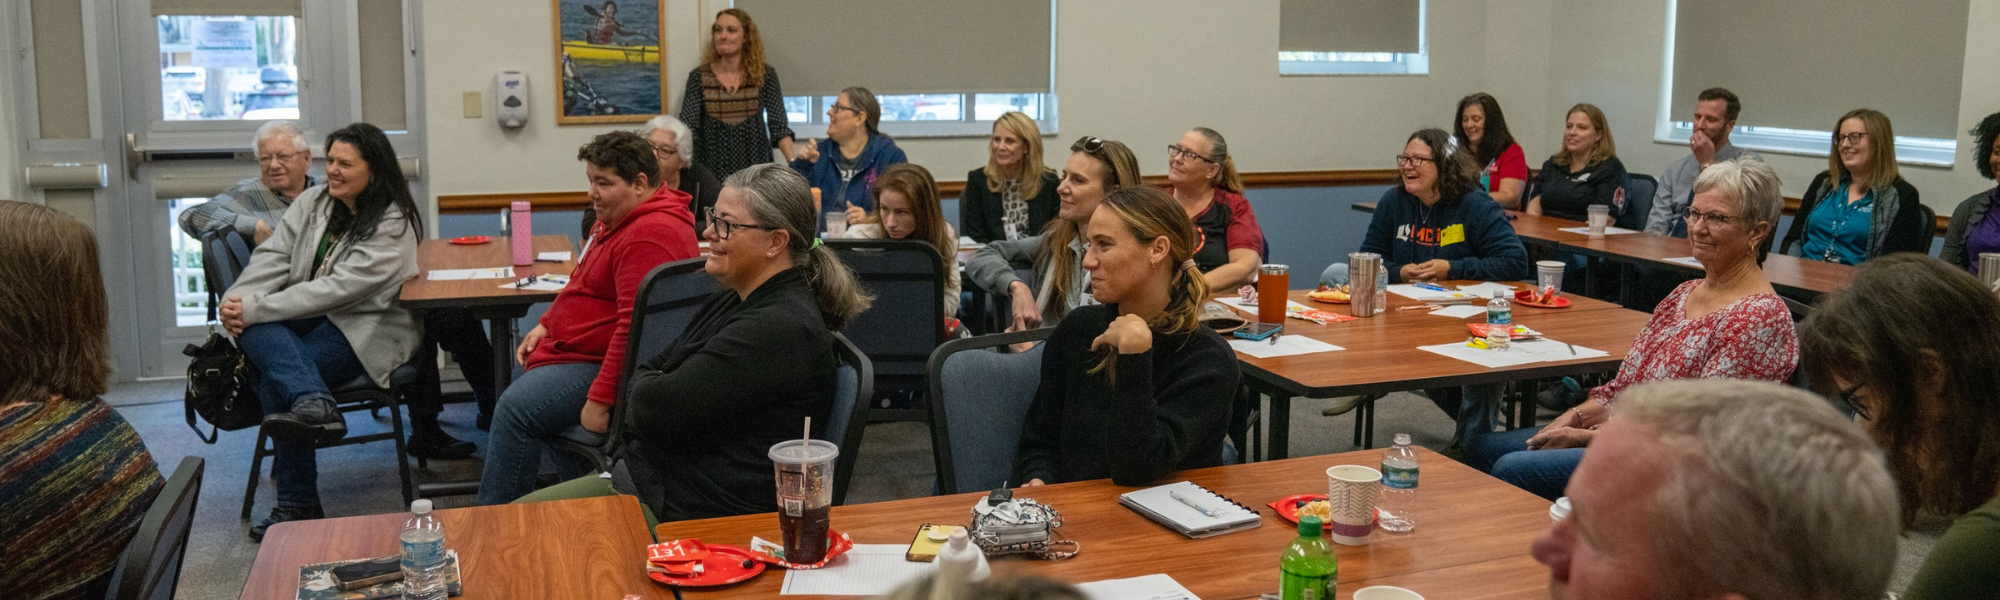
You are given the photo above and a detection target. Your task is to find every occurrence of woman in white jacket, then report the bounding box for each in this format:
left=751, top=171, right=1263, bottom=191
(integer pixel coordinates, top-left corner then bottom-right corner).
left=220, top=123, right=422, bottom=540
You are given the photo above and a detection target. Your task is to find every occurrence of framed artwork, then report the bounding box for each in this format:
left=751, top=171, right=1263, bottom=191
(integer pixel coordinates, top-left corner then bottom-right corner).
left=552, top=0, right=667, bottom=125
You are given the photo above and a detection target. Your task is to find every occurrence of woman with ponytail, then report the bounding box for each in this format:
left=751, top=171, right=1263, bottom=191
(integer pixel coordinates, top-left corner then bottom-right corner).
left=1013, top=186, right=1241, bottom=487
left=967, top=137, right=1141, bottom=333
left=1166, top=127, right=1265, bottom=290
left=514, top=163, right=871, bottom=523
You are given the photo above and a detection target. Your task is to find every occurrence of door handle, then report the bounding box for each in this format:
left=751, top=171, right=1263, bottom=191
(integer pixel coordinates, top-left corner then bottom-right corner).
left=125, top=133, right=146, bottom=180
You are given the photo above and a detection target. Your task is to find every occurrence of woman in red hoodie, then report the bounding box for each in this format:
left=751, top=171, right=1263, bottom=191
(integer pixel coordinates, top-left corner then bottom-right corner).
left=479, top=131, right=699, bottom=505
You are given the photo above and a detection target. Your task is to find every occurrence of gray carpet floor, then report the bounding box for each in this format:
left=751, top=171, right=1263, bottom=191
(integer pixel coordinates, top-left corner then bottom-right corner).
left=102, top=380, right=1938, bottom=599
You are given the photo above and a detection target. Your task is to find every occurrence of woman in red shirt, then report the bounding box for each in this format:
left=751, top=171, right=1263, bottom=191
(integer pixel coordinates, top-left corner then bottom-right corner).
left=1165, top=127, right=1265, bottom=290
left=1468, top=158, right=1797, bottom=499
left=1455, top=93, right=1529, bottom=210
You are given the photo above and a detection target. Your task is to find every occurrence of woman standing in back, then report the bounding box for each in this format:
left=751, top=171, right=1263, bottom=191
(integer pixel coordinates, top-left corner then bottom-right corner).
left=1528, top=103, right=1627, bottom=221
left=679, top=8, right=796, bottom=179
left=0, top=201, right=164, bottom=600
left=1776, top=109, right=1928, bottom=264
left=1455, top=93, right=1529, bottom=209
left=961, top=112, right=1061, bottom=244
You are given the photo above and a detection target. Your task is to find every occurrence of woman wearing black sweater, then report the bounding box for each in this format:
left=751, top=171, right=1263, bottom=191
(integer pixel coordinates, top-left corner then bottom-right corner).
left=961, top=112, right=1061, bottom=243
left=1014, top=186, right=1240, bottom=487
left=512, top=163, right=871, bottom=524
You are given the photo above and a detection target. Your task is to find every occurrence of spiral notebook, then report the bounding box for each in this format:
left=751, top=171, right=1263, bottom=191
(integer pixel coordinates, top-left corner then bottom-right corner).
left=1118, top=481, right=1262, bottom=538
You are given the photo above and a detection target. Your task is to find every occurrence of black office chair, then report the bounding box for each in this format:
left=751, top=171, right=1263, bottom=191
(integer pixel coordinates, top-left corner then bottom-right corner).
left=827, top=239, right=949, bottom=423
left=926, top=328, right=1051, bottom=495
left=105, top=456, right=204, bottom=600
left=550, top=257, right=720, bottom=473
left=826, top=332, right=874, bottom=505
left=1618, top=173, right=1658, bottom=232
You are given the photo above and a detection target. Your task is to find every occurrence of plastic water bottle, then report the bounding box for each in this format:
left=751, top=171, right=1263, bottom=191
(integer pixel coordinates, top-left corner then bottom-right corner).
left=399, top=499, right=448, bottom=600
left=1485, top=289, right=1512, bottom=351
left=1279, top=515, right=1336, bottom=600
left=1379, top=433, right=1419, bottom=532
left=933, top=528, right=991, bottom=584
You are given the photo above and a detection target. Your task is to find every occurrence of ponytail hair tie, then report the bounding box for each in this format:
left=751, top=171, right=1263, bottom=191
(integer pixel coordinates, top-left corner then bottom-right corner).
left=810, top=238, right=824, bottom=250
left=1182, top=259, right=1197, bottom=271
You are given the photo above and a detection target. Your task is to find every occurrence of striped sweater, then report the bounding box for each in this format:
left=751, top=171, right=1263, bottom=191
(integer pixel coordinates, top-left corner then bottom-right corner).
left=1, top=398, right=163, bottom=600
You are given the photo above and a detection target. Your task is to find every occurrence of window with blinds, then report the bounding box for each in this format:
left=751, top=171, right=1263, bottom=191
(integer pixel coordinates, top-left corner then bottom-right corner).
left=732, top=0, right=1054, bottom=136
left=1279, top=0, right=1427, bottom=76
left=1663, top=0, right=1966, bottom=165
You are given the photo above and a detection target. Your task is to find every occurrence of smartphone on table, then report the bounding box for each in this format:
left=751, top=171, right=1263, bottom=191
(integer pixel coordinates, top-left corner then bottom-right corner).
left=1232, top=322, right=1283, bottom=341
left=906, top=523, right=961, bottom=562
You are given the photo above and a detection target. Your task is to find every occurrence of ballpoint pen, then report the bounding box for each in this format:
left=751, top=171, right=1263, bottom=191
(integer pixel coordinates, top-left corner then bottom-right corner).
left=1169, top=490, right=1220, bottom=517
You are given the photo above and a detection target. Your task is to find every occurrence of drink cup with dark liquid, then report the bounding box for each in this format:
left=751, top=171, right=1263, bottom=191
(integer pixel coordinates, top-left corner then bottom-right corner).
left=769, top=439, right=839, bottom=564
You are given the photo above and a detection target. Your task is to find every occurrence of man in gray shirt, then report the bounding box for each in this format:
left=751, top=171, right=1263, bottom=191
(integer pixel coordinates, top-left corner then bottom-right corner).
left=176, top=120, right=315, bottom=245
left=1645, top=88, right=1763, bottom=237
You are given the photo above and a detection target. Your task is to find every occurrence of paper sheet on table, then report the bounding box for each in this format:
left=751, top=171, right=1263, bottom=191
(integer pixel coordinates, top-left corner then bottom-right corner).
left=1218, top=297, right=1308, bottom=314
left=426, top=267, right=515, bottom=281
left=499, top=275, right=568, bottom=291
left=1385, top=284, right=1481, bottom=302
left=1557, top=226, right=1640, bottom=236
left=779, top=545, right=929, bottom=596
left=1418, top=338, right=1608, bottom=368
left=1453, top=281, right=1521, bottom=298
left=1664, top=256, right=1704, bottom=268
left=1229, top=334, right=1343, bottom=359
left=536, top=251, right=572, bottom=262
left=1428, top=304, right=1489, bottom=319
left=1076, top=574, right=1200, bottom=600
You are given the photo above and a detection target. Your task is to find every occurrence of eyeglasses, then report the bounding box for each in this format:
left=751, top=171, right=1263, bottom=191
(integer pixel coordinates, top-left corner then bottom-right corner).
left=1167, top=144, right=1215, bottom=164
left=1394, top=154, right=1434, bottom=168
left=651, top=144, right=679, bottom=157
left=829, top=104, right=862, bottom=115
left=257, top=151, right=304, bottom=164
left=1837, top=383, right=1872, bottom=421
left=1683, top=208, right=1747, bottom=227
left=705, top=207, right=775, bottom=240
left=1836, top=132, right=1869, bottom=146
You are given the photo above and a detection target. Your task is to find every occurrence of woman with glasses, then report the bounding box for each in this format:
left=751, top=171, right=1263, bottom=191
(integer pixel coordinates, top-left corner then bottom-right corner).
left=1014, top=186, right=1240, bottom=486
left=513, top=164, right=872, bottom=524
left=582, top=116, right=722, bottom=237
left=1455, top=93, right=1529, bottom=209
left=679, top=8, right=797, bottom=179
left=792, top=86, right=907, bottom=230
left=1166, top=127, right=1266, bottom=290
left=1527, top=103, right=1627, bottom=221
left=961, top=112, right=1060, bottom=244
left=1776, top=109, right=1928, bottom=265
left=1798, top=254, right=2000, bottom=600
left=967, top=137, right=1143, bottom=333
left=1468, top=158, right=1797, bottom=500
left=478, top=131, right=700, bottom=507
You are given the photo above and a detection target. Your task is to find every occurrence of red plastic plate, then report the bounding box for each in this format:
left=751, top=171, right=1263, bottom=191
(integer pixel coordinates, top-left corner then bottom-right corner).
left=449, top=236, right=491, bottom=245
left=648, top=545, right=765, bottom=587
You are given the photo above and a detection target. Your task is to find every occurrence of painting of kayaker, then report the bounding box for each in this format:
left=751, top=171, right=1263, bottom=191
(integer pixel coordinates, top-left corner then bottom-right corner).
left=552, top=0, right=665, bottom=124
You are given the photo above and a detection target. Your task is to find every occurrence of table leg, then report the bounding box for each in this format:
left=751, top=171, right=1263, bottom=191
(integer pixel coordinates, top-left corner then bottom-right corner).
left=488, top=317, right=516, bottom=396
left=1267, top=384, right=1291, bottom=461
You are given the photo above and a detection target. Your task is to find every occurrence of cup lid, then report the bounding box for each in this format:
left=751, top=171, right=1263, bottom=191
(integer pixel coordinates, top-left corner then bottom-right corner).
left=1260, top=264, right=1290, bottom=274
left=768, top=439, right=839, bottom=464
left=1536, top=260, right=1566, bottom=268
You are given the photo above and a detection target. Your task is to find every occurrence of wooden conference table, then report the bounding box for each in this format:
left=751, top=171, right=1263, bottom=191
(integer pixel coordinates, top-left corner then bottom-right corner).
left=1233, top=286, right=1649, bottom=460
left=243, top=495, right=671, bottom=600
left=659, top=447, right=1554, bottom=600
left=1349, top=202, right=1856, bottom=298
left=399, top=234, right=579, bottom=395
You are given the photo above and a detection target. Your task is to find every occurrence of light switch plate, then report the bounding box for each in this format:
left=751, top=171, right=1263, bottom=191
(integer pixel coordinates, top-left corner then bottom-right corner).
left=462, top=92, right=483, bottom=118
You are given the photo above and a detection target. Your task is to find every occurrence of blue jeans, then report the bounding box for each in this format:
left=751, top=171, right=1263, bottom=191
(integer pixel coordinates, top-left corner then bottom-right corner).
left=1323, top=262, right=1501, bottom=446
left=240, top=317, right=366, bottom=508
left=477, top=362, right=599, bottom=505
left=1468, top=426, right=1582, bottom=500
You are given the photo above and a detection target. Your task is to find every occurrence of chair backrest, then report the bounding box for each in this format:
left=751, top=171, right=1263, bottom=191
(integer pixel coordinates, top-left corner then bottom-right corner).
left=610, top=257, right=721, bottom=452
left=827, top=239, right=947, bottom=377
left=824, top=332, right=874, bottom=506
left=1917, top=202, right=1939, bottom=251
left=925, top=328, right=1053, bottom=495
left=105, top=456, right=204, bottom=600
left=1619, top=173, right=1658, bottom=231
left=199, top=229, right=255, bottom=308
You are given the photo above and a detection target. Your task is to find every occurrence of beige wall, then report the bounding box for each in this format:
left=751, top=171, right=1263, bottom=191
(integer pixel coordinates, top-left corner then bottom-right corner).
left=419, top=0, right=1999, bottom=213
left=0, top=1, right=19, bottom=202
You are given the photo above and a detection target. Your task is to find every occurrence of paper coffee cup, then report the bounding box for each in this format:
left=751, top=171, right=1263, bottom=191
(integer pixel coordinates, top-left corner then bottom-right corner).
left=1354, top=586, right=1425, bottom=600
left=1326, top=465, right=1382, bottom=545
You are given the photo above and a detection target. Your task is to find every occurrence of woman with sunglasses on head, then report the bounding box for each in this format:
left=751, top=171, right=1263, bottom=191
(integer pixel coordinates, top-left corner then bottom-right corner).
left=1468, top=158, right=1797, bottom=500
left=967, top=137, right=1143, bottom=333
left=513, top=164, right=870, bottom=524
left=680, top=8, right=797, bottom=178
left=1776, top=109, right=1928, bottom=265
left=840, top=163, right=961, bottom=317
left=1798, top=253, right=2000, bottom=600
left=961, top=112, right=1061, bottom=244
left=792, top=86, right=907, bottom=230
left=1166, top=127, right=1266, bottom=291
left=1014, top=186, right=1240, bottom=486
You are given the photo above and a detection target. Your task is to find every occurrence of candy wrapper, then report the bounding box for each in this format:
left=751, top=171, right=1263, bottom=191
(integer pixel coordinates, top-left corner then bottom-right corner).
left=741, top=531, right=855, bottom=569
left=1290, top=306, right=1357, bottom=325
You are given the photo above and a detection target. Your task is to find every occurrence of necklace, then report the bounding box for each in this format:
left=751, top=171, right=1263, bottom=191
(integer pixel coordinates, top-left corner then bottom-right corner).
left=1819, top=185, right=1868, bottom=263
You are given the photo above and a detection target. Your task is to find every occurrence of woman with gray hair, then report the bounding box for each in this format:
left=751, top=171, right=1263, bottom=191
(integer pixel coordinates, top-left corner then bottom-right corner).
left=581, top=115, right=723, bottom=236
left=1469, top=157, right=1798, bottom=499
left=511, top=163, right=871, bottom=523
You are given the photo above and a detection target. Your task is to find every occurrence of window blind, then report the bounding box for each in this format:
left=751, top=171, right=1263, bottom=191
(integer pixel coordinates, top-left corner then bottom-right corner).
left=1279, top=0, right=1421, bottom=54
left=152, top=0, right=301, bottom=17
left=734, top=0, right=1051, bottom=96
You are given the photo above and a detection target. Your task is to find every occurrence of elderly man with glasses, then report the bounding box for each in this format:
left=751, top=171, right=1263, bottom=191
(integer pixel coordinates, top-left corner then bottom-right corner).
left=177, top=120, right=316, bottom=245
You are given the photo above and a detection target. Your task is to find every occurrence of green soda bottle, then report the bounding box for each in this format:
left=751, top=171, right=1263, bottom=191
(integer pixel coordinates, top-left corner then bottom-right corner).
left=1280, top=515, right=1337, bottom=600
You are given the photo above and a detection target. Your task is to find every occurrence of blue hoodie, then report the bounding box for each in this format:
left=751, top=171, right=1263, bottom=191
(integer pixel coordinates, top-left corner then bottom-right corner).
left=789, top=134, right=908, bottom=216
left=1360, top=186, right=1530, bottom=283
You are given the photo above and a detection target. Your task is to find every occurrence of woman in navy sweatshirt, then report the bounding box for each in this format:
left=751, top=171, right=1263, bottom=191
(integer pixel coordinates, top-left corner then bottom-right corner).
left=1324, top=128, right=1530, bottom=286
left=791, top=86, right=907, bottom=230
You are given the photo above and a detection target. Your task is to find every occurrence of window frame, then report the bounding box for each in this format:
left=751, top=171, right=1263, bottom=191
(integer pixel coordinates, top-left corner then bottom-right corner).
left=1277, top=0, right=1429, bottom=77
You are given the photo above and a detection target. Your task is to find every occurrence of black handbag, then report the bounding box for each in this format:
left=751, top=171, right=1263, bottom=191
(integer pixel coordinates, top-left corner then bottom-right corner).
left=183, top=290, right=262, bottom=442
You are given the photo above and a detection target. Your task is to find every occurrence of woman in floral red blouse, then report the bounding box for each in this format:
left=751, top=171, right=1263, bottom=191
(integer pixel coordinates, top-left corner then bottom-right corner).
left=1469, top=158, right=1798, bottom=499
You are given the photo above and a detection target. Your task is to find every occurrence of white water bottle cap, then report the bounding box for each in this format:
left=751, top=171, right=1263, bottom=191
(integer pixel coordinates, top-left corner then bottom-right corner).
left=411, top=499, right=433, bottom=514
